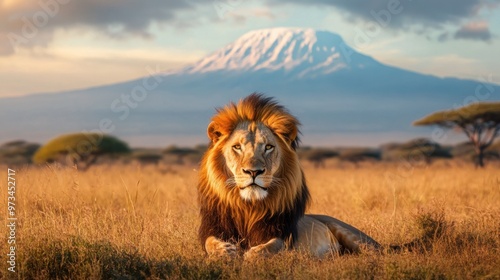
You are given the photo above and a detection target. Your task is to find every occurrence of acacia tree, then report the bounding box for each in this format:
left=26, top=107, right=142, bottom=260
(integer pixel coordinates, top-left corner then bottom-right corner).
left=414, top=102, right=500, bottom=167
left=33, top=133, right=130, bottom=170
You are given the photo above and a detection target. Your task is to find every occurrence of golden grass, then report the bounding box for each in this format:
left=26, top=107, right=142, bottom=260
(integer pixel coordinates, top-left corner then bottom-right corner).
left=1, top=162, right=499, bottom=279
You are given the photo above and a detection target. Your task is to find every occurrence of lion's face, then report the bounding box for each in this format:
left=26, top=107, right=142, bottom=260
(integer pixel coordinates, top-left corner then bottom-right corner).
left=202, top=94, right=306, bottom=211
left=223, top=122, right=281, bottom=201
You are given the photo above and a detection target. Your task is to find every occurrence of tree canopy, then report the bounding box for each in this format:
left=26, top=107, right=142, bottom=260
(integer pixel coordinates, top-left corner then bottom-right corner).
left=414, top=102, right=500, bottom=167
left=414, top=102, right=500, bottom=126
left=33, top=133, right=130, bottom=169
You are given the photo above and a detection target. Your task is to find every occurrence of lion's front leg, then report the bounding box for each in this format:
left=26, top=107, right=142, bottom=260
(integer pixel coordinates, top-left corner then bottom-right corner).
left=205, top=236, right=237, bottom=258
left=244, top=238, right=284, bottom=260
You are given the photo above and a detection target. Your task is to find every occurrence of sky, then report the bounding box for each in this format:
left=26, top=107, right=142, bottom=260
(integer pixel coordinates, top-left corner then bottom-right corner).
left=1, top=0, right=499, bottom=98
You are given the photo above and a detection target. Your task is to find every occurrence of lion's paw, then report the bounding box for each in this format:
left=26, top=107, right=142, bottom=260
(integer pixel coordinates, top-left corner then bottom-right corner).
left=210, top=242, right=238, bottom=258
left=243, top=245, right=269, bottom=260
left=205, top=236, right=238, bottom=258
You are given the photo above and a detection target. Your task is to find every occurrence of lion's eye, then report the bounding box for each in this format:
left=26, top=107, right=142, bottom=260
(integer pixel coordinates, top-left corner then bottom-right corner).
left=265, top=144, right=274, bottom=151
left=232, top=144, right=241, bottom=151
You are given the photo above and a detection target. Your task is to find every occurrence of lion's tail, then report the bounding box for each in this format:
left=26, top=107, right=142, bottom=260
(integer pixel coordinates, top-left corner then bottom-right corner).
left=308, top=210, right=449, bottom=254
left=306, top=214, right=382, bottom=254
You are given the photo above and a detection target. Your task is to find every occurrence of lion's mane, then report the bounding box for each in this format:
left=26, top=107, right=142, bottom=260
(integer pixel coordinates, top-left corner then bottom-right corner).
left=197, top=94, right=310, bottom=251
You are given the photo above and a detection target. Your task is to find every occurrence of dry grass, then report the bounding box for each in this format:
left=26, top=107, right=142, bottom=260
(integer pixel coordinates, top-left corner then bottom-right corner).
left=1, top=162, right=499, bottom=279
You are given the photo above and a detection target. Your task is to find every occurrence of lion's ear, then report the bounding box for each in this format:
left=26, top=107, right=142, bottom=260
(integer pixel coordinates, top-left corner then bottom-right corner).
left=275, top=124, right=298, bottom=147
left=207, top=121, right=223, bottom=143
left=287, top=126, right=298, bottom=145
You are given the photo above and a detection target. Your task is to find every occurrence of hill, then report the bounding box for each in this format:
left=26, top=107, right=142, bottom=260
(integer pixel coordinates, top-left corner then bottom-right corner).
left=0, top=28, right=497, bottom=146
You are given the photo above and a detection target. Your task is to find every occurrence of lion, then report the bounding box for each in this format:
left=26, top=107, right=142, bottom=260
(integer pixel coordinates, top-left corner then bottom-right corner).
left=197, top=93, right=381, bottom=259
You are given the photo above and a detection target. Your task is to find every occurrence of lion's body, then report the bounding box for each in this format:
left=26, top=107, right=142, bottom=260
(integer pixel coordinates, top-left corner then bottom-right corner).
left=198, top=94, right=380, bottom=258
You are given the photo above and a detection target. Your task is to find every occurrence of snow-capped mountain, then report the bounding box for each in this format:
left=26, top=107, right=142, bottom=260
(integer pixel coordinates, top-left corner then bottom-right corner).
left=0, top=28, right=498, bottom=146
left=182, top=28, right=377, bottom=78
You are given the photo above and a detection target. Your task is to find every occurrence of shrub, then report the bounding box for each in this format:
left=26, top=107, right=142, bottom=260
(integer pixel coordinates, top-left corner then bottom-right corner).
left=162, top=145, right=201, bottom=165
left=130, top=150, right=164, bottom=165
left=382, top=138, right=452, bottom=164
left=33, top=133, right=130, bottom=170
left=299, top=147, right=338, bottom=168
left=0, top=140, right=40, bottom=166
left=338, top=148, right=381, bottom=164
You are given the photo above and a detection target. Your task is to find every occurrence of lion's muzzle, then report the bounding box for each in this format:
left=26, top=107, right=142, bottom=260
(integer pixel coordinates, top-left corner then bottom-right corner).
left=239, top=183, right=269, bottom=201
left=242, top=168, right=265, bottom=179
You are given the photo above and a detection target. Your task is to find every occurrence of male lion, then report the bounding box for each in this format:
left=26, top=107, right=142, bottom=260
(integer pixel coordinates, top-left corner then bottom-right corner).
left=198, top=93, right=380, bottom=259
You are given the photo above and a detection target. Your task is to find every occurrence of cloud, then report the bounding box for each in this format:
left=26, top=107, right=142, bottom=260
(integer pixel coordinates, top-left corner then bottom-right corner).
left=0, top=46, right=201, bottom=97
left=250, top=8, right=277, bottom=20
left=437, top=32, right=450, bottom=42
left=2, top=0, right=496, bottom=56
left=454, top=21, right=492, bottom=41
left=0, top=33, right=15, bottom=55
left=0, top=0, right=212, bottom=55
left=268, top=0, right=499, bottom=29
left=215, top=7, right=277, bottom=25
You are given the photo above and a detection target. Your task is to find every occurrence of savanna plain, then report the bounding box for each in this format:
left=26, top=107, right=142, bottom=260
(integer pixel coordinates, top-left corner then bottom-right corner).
left=1, top=160, right=499, bottom=279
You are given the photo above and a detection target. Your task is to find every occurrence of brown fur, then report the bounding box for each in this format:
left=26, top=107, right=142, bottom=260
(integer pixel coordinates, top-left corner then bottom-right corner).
left=197, top=94, right=382, bottom=257
left=198, top=94, right=310, bottom=251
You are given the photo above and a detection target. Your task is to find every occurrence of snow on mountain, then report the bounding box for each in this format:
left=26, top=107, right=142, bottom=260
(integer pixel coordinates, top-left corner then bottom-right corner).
left=1, top=27, right=498, bottom=146
left=182, top=28, right=377, bottom=78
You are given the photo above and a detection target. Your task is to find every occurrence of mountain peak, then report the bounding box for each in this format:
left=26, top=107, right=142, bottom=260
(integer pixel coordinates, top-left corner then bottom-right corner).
left=182, top=27, right=375, bottom=78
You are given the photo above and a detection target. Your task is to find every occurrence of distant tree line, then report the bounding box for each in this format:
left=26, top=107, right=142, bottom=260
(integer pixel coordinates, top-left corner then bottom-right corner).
left=0, top=133, right=206, bottom=171
left=1, top=135, right=500, bottom=170
left=1, top=102, right=499, bottom=169
left=297, top=138, right=500, bottom=168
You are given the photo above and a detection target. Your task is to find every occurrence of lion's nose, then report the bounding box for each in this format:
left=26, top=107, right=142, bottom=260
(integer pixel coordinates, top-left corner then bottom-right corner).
left=242, top=169, right=265, bottom=179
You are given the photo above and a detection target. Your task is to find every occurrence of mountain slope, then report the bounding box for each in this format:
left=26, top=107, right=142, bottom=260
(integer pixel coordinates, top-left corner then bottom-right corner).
left=1, top=28, right=498, bottom=146
left=182, top=28, right=377, bottom=77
